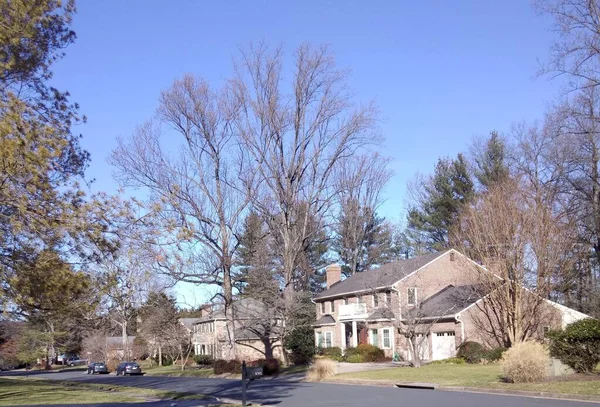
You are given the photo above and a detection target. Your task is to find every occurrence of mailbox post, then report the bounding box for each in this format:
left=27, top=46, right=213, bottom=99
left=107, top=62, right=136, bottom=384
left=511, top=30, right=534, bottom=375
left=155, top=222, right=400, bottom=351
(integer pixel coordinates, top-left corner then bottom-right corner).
left=241, top=361, right=263, bottom=407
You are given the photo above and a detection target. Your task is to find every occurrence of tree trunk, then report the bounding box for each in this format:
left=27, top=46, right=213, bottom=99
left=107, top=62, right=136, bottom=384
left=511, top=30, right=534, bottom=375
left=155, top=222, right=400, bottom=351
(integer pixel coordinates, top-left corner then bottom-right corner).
left=222, top=264, right=236, bottom=360
left=408, top=336, right=422, bottom=368
left=122, top=321, right=129, bottom=361
left=158, top=345, right=162, bottom=366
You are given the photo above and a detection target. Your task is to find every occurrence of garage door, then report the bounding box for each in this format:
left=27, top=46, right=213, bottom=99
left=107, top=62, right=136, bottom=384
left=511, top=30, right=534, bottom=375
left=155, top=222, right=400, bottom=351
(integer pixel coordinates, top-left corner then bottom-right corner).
left=431, top=332, right=456, bottom=360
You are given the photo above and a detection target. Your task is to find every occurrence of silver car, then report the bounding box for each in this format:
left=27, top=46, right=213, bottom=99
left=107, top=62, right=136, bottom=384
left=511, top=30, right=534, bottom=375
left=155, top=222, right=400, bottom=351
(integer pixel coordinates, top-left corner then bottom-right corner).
left=116, top=362, right=142, bottom=376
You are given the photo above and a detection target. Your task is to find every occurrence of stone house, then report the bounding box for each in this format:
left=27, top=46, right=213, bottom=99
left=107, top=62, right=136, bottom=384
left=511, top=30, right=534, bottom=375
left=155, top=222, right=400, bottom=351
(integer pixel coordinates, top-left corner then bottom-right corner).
left=191, top=298, right=285, bottom=361
left=313, top=249, right=588, bottom=362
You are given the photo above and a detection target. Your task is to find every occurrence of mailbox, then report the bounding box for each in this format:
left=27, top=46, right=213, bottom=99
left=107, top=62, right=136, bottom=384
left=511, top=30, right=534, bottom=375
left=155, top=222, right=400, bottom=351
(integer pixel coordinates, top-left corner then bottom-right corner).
left=247, top=367, right=263, bottom=380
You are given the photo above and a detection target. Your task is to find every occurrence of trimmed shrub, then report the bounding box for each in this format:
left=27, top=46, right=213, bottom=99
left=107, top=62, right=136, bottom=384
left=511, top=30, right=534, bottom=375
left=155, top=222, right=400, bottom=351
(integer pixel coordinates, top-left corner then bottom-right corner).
left=549, top=318, right=600, bottom=373
left=194, top=354, right=214, bottom=366
left=250, top=358, right=281, bottom=376
left=306, top=358, right=336, bottom=381
left=501, top=341, right=549, bottom=383
left=356, top=344, right=386, bottom=362
left=428, top=357, right=466, bottom=365
left=213, top=359, right=242, bottom=375
left=457, top=341, right=487, bottom=364
left=485, top=347, right=507, bottom=362
left=345, top=354, right=364, bottom=363
left=284, top=327, right=316, bottom=365
left=320, top=347, right=343, bottom=361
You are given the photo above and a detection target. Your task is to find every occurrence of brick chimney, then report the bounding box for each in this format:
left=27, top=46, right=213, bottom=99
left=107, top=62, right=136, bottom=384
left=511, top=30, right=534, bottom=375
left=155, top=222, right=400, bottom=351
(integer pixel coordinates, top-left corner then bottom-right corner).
left=326, top=264, right=342, bottom=289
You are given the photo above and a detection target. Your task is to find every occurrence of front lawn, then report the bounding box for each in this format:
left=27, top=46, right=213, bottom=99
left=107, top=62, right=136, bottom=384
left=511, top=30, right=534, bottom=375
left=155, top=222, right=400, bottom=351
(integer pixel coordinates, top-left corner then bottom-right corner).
left=143, top=364, right=213, bottom=377
left=0, top=377, right=207, bottom=406
left=334, top=363, right=600, bottom=397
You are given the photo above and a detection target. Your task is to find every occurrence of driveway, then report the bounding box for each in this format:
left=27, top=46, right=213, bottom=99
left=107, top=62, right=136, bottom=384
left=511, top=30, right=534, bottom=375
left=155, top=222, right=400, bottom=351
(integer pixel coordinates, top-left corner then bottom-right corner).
left=2, top=370, right=598, bottom=407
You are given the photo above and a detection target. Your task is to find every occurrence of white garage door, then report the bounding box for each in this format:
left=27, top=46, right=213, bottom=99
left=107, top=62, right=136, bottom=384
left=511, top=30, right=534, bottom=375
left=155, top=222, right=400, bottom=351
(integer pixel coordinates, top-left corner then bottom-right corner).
left=431, top=332, right=456, bottom=360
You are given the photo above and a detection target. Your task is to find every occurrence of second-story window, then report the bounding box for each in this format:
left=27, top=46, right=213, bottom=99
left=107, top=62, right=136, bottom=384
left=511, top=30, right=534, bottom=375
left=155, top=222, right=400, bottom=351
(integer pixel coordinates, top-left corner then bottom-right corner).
left=358, top=295, right=364, bottom=304
left=321, top=302, right=325, bottom=314
left=373, top=294, right=379, bottom=308
left=407, top=287, right=417, bottom=306
left=386, top=292, right=392, bottom=307
left=343, top=298, right=348, bottom=305
left=330, top=300, right=335, bottom=313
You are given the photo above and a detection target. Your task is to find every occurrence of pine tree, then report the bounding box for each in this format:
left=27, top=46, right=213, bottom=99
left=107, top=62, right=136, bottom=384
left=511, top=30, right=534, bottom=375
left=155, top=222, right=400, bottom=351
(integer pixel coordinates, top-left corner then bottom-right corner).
left=407, top=154, right=475, bottom=251
left=474, top=131, right=510, bottom=190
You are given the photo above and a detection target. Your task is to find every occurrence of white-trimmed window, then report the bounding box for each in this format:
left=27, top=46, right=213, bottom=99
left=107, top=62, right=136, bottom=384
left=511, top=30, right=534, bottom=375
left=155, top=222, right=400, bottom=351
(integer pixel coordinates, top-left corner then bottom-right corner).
left=373, top=294, right=379, bottom=308
left=407, top=287, right=417, bottom=306
left=330, top=300, right=335, bottom=313
left=370, top=329, right=379, bottom=346
left=325, top=332, right=332, bottom=348
left=382, top=328, right=391, bottom=349
left=316, top=332, right=324, bottom=348
left=386, top=291, right=392, bottom=307
left=343, top=298, right=349, bottom=305
left=321, top=302, right=325, bottom=314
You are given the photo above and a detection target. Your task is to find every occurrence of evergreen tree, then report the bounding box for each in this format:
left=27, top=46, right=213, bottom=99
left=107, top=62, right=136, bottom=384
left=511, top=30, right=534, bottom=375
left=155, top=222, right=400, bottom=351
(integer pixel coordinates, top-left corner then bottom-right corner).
left=334, top=198, right=402, bottom=275
left=407, top=154, right=474, bottom=251
left=474, top=131, right=510, bottom=190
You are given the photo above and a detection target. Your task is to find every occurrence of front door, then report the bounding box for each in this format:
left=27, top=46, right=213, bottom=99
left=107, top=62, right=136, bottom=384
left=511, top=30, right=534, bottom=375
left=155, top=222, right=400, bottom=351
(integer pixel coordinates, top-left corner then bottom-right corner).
left=358, top=324, right=368, bottom=345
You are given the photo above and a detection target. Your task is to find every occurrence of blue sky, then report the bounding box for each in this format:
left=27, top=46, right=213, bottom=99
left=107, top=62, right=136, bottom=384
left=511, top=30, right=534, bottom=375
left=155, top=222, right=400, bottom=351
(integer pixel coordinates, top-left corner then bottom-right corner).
left=51, top=1, right=560, bottom=306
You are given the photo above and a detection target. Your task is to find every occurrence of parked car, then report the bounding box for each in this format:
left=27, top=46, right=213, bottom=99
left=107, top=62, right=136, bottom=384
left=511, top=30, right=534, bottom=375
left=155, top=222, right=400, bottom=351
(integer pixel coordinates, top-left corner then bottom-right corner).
left=115, top=362, right=142, bottom=376
left=87, top=362, right=109, bottom=374
left=66, top=357, right=87, bottom=367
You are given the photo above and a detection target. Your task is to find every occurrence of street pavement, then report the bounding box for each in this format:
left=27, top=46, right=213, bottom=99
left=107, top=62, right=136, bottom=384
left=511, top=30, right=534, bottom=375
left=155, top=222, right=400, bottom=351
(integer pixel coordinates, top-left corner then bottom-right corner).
left=2, top=369, right=599, bottom=407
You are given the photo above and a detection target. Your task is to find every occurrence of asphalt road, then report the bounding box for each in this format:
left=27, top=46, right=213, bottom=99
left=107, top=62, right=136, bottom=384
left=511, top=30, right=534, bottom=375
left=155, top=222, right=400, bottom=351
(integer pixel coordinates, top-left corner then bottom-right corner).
left=3, top=369, right=598, bottom=407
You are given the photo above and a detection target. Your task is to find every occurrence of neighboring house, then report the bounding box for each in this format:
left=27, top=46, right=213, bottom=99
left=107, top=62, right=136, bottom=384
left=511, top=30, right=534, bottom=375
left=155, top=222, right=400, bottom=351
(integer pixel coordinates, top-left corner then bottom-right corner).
left=179, top=318, right=202, bottom=337
left=313, top=249, right=589, bottom=362
left=105, top=336, right=136, bottom=360
left=191, top=298, right=284, bottom=361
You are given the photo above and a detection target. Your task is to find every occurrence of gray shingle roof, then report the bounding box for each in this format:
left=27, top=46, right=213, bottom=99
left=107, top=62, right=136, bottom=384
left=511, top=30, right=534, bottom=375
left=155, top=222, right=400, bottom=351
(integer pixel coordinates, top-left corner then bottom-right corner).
left=407, top=284, right=482, bottom=319
left=314, top=251, right=447, bottom=299
left=315, top=314, right=336, bottom=325
left=179, top=318, right=202, bottom=330
left=367, top=308, right=395, bottom=320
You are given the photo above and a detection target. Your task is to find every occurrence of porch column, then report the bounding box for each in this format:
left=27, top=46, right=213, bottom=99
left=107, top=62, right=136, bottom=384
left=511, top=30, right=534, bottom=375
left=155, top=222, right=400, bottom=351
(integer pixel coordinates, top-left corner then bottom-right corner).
left=352, top=320, right=358, bottom=347
left=340, top=323, right=346, bottom=351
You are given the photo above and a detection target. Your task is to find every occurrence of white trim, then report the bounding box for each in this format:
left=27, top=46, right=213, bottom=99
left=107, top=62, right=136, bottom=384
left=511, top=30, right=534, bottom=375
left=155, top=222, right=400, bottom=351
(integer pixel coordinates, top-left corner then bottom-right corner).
left=382, top=327, right=392, bottom=349
left=324, top=331, right=333, bottom=348
left=407, top=287, right=417, bottom=306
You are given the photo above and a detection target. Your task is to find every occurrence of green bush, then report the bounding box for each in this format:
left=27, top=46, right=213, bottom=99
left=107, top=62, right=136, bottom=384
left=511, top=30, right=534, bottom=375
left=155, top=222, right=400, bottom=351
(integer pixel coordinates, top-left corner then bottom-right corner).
left=320, top=346, right=343, bottom=361
left=343, top=344, right=385, bottom=362
left=194, top=354, right=214, bottom=366
left=549, top=318, right=600, bottom=373
left=213, top=359, right=242, bottom=375
left=345, top=354, right=364, bottom=363
left=457, top=341, right=487, bottom=364
left=250, top=358, right=280, bottom=376
left=428, top=357, right=466, bottom=365
left=485, top=347, right=507, bottom=362
left=284, top=327, right=315, bottom=365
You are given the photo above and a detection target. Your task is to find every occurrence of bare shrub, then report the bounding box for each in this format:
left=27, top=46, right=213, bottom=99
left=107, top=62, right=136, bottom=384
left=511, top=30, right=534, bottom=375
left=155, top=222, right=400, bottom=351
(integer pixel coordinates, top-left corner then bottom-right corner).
left=306, top=359, right=336, bottom=382
left=501, top=341, right=549, bottom=383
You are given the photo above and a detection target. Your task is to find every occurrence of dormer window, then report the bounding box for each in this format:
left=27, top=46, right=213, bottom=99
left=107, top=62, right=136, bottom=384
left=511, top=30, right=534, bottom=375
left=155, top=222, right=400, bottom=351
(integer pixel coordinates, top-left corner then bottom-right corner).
left=407, top=287, right=417, bottom=306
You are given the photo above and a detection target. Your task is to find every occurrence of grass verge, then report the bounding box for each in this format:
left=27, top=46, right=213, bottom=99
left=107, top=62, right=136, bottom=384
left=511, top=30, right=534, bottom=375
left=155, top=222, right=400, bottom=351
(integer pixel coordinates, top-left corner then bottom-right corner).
left=333, top=363, right=600, bottom=397
left=0, top=377, right=207, bottom=406
left=143, top=364, right=213, bottom=377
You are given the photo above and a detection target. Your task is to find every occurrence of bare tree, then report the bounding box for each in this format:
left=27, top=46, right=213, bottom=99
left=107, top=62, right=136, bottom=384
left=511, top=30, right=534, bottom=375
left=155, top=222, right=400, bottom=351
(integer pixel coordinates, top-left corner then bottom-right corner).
left=333, top=153, right=396, bottom=275
left=535, top=0, right=600, bottom=91
left=230, top=43, right=380, bottom=316
left=456, top=180, right=575, bottom=346
left=111, top=75, right=254, bottom=360
left=82, top=330, right=110, bottom=363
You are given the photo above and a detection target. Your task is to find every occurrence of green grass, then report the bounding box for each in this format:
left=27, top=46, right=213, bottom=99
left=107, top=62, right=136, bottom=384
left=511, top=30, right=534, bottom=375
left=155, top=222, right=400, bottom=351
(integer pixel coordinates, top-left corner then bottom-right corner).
left=334, top=363, right=600, bottom=397
left=280, top=364, right=309, bottom=375
left=0, top=378, right=207, bottom=406
left=143, top=364, right=213, bottom=377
